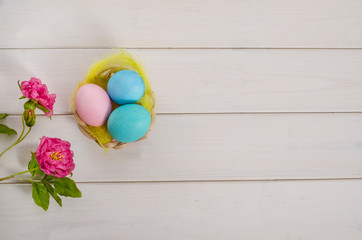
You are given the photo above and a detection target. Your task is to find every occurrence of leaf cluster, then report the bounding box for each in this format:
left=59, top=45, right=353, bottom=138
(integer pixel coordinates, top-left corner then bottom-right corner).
left=28, top=156, right=81, bottom=211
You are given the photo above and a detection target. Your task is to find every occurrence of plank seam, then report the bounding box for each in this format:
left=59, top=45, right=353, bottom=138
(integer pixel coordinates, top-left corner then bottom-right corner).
left=5, top=112, right=362, bottom=117
left=1, top=177, right=362, bottom=185
left=1, top=47, right=362, bottom=50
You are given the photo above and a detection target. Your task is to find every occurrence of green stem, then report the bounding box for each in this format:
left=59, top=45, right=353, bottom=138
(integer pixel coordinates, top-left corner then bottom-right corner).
left=0, top=167, right=39, bottom=182
left=0, top=114, right=31, bottom=158
left=19, top=113, right=26, bottom=141
left=14, top=177, right=41, bottom=183
left=0, top=139, right=21, bottom=159
left=19, top=127, right=31, bottom=142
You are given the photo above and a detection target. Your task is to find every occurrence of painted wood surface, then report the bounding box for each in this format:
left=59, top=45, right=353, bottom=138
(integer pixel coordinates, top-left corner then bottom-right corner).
left=1, top=0, right=361, bottom=239
left=1, top=114, right=361, bottom=181
left=1, top=180, right=362, bottom=239
left=1, top=49, right=362, bottom=114
left=1, top=0, right=362, bottom=48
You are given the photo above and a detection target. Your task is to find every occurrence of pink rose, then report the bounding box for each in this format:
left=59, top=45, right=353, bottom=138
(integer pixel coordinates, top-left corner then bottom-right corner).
left=21, top=77, right=56, bottom=116
left=36, top=137, right=75, bottom=178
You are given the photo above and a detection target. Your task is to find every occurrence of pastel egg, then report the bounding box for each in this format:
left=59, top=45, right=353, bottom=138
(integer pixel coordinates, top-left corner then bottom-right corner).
left=107, top=104, right=151, bottom=143
left=75, top=84, right=112, bottom=127
left=107, top=70, right=145, bottom=105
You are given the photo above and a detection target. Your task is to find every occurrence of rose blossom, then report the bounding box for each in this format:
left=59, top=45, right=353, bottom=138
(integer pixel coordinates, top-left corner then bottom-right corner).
left=36, top=137, right=75, bottom=178
left=21, top=77, right=56, bottom=116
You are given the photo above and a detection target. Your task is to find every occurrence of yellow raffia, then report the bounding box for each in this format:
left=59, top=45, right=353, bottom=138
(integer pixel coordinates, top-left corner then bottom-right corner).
left=71, top=50, right=155, bottom=149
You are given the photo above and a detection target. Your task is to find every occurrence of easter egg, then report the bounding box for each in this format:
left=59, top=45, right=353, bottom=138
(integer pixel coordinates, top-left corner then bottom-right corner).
left=107, top=70, right=145, bottom=105
left=107, top=104, right=151, bottom=143
left=75, top=84, right=112, bottom=127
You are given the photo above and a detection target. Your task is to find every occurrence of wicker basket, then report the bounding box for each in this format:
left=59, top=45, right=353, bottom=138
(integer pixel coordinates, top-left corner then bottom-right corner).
left=72, top=50, right=156, bottom=149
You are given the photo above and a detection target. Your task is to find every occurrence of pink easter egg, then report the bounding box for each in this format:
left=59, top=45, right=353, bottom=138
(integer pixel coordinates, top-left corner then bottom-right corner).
left=75, top=84, right=112, bottom=127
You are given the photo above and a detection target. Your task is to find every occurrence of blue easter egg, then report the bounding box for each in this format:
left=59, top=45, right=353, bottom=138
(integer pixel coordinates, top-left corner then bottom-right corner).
left=107, top=104, right=151, bottom=143
left=107, top=70, right=145, bottom=105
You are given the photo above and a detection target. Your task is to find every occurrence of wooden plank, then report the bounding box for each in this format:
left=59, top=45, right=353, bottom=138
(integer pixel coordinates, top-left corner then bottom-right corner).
left=0, top=114, right=362, bottom=181
left=1, top=49, right=362, bottom=114
left=1, top=0, right=362, bottom=48
left=1, top=180, right=362, bottom=239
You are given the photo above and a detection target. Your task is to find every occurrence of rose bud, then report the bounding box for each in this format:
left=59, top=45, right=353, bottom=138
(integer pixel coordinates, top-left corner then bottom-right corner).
left=24, top=109, right=36, bottom=127
left=24, top=100, right=36, bottom=111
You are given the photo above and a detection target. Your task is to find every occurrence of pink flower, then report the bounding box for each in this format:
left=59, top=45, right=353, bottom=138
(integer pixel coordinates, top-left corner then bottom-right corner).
left=36, top=137, right=75, bottom=178
left=21, top=77, right=56, bottom=116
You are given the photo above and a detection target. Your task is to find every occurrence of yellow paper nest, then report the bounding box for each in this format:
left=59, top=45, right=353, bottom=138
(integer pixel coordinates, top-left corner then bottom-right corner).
left=71, top=50, right=156, bottom=150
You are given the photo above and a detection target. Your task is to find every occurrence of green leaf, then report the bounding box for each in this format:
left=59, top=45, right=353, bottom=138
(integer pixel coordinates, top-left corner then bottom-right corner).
left=17, top=80, right=22, bottom=90
left=28, top=154, right=43, bottom=176
left=19, top=96, right=26, bottom=100
left=45, top=175, right=56, bottom=181
left=43, top=181, right=62, bottom=207
left=0, top=113, right=8, bottom=119
left=0, top=124, right=17, bottom=135
left=34, top=103, right=50, bottom=113
left=54, top=177, right=82, bottom=198
left=32, top=182, right=50, bottom=211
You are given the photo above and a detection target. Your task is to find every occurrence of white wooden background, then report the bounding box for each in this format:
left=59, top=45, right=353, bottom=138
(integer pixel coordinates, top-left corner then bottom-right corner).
left=1, top=0, right=362, bottom=239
